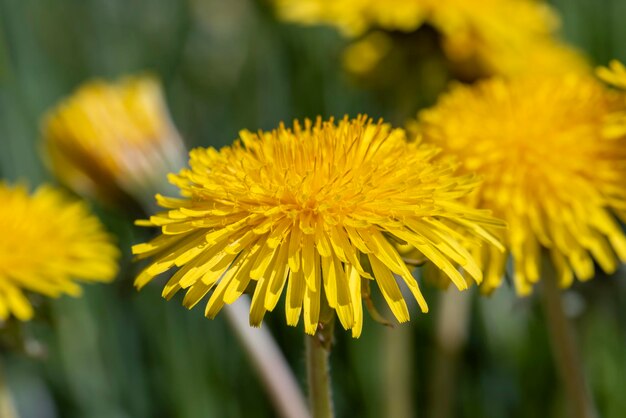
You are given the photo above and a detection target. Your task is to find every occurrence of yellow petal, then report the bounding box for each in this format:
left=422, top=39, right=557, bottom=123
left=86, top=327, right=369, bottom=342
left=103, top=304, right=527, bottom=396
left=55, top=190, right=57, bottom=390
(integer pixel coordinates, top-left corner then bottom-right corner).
left=287, top=226, right=302, bottom=272
left=264, top=243, right=290, bottom=311
left=285, top=269, right=305, bottom=326
left=303, top=252, right=321, bottom=335
left=347, top=266, right=364, bottom=338
left=250, top=277, right=270, bottom=327
left=368, top=254, right=409, bottom=323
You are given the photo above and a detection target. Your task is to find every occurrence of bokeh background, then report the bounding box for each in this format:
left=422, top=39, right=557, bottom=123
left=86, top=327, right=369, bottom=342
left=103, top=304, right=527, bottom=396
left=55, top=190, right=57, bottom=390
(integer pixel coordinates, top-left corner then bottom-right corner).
left=1, top=0, right=626, bottom=417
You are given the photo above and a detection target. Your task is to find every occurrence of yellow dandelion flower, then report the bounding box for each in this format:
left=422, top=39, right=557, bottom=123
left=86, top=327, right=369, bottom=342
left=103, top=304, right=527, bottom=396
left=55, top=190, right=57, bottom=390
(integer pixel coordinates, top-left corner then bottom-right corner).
left=42, top=75, right=186, bottom=206
left=133, top=116, right=503, bottom=337
left=0, top=183, right=119, bottom=320
left=418, top=75, right=626, bottom=295
left=274, top=0, right=574, bottom=77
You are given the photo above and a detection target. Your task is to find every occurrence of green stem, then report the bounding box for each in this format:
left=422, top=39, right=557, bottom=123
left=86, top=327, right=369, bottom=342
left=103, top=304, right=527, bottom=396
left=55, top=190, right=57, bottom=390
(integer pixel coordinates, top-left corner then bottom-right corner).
left=306, top=321, right=334, bottom=418
left=383, top=325, right=414, bottom=418
left=541, top=264, right=597, bottom=418
left=428, top=288, right=472, bottom=418
left=0, top=358, right=19, bottom=418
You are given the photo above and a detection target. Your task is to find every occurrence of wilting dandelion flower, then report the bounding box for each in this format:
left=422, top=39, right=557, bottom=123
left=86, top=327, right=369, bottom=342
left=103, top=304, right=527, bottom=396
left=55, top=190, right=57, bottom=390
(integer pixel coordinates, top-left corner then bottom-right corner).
left=42, top=76, right=186, bottom=206
left=0, top=183, right=119, bottom=320
left=419, top=75, right=626, bottom=295
left=275, top=0, right=579, bottom=77
left=133, top=116, right=503, bottom=337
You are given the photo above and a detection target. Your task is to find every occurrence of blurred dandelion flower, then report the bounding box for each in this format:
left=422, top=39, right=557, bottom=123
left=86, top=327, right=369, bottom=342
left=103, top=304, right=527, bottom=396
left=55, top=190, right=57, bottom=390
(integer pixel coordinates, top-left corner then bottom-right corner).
left=133, top=115, right=503, bottom=337
left=42, top=76, right=186, bottom=207
left=419, top=75, right=626, bottom=295
left=275, top=0, right=579, bottom=77
left=0, top=183, right=119, bottom=321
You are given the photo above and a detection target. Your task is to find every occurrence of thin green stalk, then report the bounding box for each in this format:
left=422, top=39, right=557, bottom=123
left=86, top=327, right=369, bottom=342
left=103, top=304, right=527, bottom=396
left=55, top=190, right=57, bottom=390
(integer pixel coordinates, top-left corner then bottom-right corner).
left=428, top=288, right=472, bottom=418
left=383, top=324, right=414, bottom=418
left=0, top=358, right=19, bottom=418
left=306, top=320, right=334, bottom=418
left=541, top=263, right=597, bottom=418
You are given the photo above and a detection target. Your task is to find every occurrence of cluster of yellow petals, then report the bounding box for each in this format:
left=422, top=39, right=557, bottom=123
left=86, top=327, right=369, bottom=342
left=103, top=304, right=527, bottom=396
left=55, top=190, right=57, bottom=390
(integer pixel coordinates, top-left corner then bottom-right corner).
left=42, top=76, right=186, bottom=204
left=0, top=184, right=119, bottom=320
left=275, top=0, right=582, bottom=76
left=133, top=116, right=503, bottom=337
left=597, top=60, right=626, bottom=139
left=419, top=74, right=626, bottom=295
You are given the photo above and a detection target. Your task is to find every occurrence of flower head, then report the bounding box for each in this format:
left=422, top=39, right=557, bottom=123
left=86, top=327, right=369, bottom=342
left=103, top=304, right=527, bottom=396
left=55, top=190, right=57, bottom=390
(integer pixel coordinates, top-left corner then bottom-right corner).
left=275, top=0, right=580, bottom=77
left=42, top=76, right=186, bottom=206
left=133, top=116, right=502, bottom=337
left=0, top=183, right=119, bottom=320
left=419, top=75, right=626, bottom=295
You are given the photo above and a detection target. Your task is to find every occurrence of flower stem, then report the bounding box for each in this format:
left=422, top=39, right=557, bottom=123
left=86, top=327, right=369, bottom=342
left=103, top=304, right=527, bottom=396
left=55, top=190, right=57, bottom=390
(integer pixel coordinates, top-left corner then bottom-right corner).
left=541, top=264, right=597, bottom=418
left=428, top=288, right=472, bottom=418
left=0, top=358, right=19, bottom=418
left=305, top=321, right=335, bottom=418
left=225, top=298, right=310, bottom=418
left=383, top=325, right=414, bottom=418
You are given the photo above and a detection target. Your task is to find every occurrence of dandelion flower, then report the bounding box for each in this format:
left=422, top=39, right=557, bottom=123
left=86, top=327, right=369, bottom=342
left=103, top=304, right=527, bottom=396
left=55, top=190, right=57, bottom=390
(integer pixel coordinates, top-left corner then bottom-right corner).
left=418, top=75, right=626, bottom=295
left=274, top=0, right=577, bottom=77
left=0, top=183, right=119, bottom=320
left=133, top=116, right=503, bottom=337
left=42, top=76, right=186, bottom=206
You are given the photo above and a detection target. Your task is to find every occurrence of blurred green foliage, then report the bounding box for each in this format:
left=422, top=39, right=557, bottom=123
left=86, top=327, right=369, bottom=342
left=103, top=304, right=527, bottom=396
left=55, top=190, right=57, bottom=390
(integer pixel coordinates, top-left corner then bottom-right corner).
left=1, top=0, right=626, bottom=417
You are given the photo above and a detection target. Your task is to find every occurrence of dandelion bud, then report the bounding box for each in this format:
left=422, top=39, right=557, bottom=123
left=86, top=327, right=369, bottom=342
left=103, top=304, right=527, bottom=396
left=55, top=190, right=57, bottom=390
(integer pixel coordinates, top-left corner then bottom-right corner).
left=42, top=76, right=187, bottom=210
